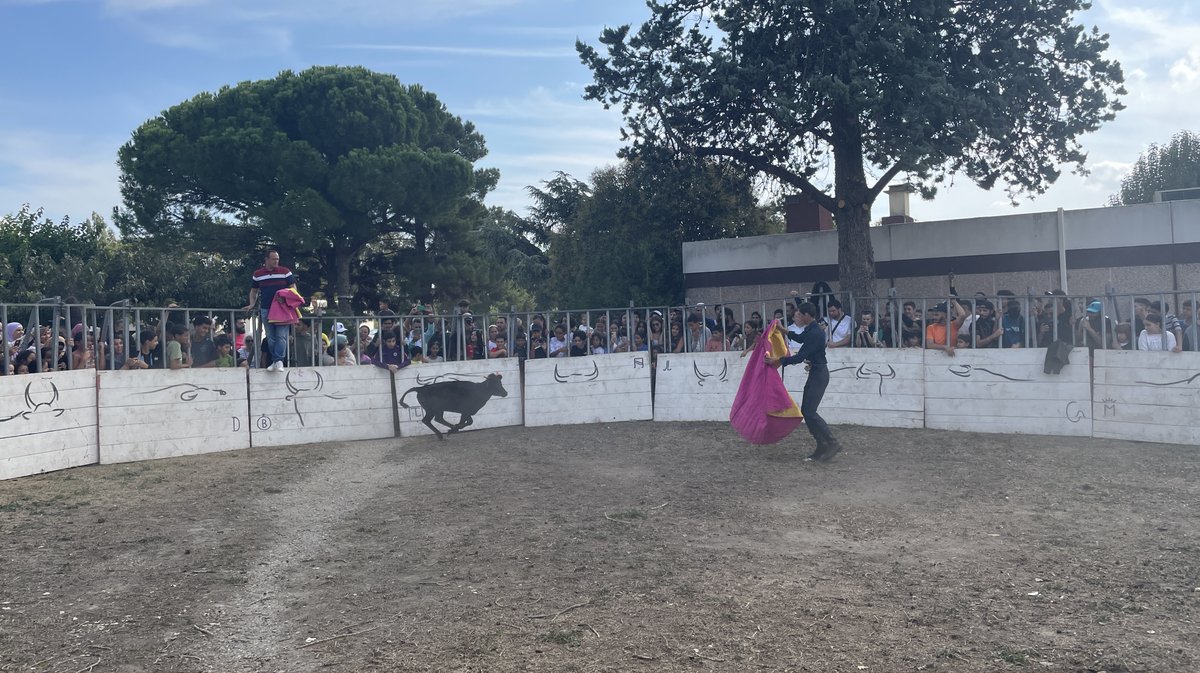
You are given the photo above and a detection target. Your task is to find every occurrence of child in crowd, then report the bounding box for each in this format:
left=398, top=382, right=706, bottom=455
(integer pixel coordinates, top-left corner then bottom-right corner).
left=1113, top=322, right=1133, bottom=350
left=213, top=335, right=236, bottom=367
left=166, top=325, right=190, bottom=369
left=705, top=325, right=728, bottom=352
left=589, top=332, right=606, bottom=355
left=1137, top=313, right=1177, bottom=352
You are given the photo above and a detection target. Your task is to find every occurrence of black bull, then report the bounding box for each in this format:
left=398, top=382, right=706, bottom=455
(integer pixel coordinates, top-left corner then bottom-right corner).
left=398, top=374, right=507, bottom=439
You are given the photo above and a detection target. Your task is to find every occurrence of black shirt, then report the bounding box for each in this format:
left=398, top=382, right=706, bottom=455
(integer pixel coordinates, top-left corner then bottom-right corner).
left=781, top=323, right=828, bottom=367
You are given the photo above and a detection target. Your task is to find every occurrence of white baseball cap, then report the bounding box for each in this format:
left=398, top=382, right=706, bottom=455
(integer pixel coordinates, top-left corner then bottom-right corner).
left=334, top=322, right=347, bottom=333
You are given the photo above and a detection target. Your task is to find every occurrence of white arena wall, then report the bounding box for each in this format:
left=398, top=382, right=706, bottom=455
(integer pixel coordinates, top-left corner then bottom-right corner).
left=524, top=353, right=653, bottom=427
left=653, top=351, right=746, bottom=422
left=783, top=348, right=926, bottom=429
left=98, top=368, right=251, bottom=464
left=924, top=348, right=1093, bottom=437
left=2, top=347, right=1196, bottom=481
left=1093, top=350, right=1200, bottom=446
left=0, top=369, right=98, bottom=480
left=249, top=366, right=395, bottom=448
left=394, top=358, right=523, bottom=438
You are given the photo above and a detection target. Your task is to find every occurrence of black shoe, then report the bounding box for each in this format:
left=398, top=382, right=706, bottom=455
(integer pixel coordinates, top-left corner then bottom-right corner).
left=817, top=440, right=842, bottom=462
left=806, top=444, right=827, bottom=461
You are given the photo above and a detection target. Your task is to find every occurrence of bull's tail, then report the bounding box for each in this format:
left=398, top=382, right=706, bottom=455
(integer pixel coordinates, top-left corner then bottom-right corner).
left=398, top=386, right=419, bottom=408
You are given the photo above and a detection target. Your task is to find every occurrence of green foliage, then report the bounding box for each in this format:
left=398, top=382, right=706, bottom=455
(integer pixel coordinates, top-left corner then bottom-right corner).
left=118, top=66, right=487, bottom=309
left=578, top=0, right=1125, bottom=295
left=1110, top=131, right=1200, bottom=205
left=538, top=155, right=779, bottom=308
left=0, top=206, right=244, bottom=308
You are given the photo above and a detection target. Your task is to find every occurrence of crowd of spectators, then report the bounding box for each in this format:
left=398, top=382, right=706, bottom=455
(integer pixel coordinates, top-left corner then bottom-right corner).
left=3, top=285, right=1198, bottom=377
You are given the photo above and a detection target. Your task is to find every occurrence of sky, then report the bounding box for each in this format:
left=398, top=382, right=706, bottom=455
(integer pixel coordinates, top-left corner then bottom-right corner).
left=1, top=0, right=1198, bottom=229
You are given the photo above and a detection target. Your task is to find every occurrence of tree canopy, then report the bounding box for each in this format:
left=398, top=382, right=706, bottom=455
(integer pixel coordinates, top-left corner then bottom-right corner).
left=533, top=155, right=779, bottom=307
left=1110, top=130, right=1200, bottom=206
left=0, top=206, right=244, bottom=308
left=578, top=0, right=1125, bottom=296
left=118, top=66, right=486, bottom=310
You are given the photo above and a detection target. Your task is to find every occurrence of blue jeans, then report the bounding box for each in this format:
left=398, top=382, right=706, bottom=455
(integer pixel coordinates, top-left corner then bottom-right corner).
left=260, top=308, right=291, bottom=367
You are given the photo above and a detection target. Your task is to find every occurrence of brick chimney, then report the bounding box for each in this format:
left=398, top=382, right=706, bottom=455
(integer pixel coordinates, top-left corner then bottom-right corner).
left=882, top=183, right=915, bottom=225
left=784, top=194, right=833, bottom=233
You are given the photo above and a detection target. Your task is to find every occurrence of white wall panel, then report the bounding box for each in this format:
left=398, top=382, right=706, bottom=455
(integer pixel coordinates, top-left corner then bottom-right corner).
left=780, top=348, right=925, bottom=428
left=98, top=368, right=249, bottom=464
left=1093, top=350, right=1200, bottom=446
left=924, top=348, right=1092, bottom=436
left=653, top=352, right=748, bottom=422
left=394, top=358, right=522, bottom=438
left=249, top=366, right=394, bottom=447
left=0, top=370, right=98, bottom=480
left=524, top=353, right=653, bottom=427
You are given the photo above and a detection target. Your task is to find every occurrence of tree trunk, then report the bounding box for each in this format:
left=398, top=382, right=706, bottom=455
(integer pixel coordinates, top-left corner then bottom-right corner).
left=832, top=115, right=878, bottom=299
left=333, top=247, right=353, bottom=315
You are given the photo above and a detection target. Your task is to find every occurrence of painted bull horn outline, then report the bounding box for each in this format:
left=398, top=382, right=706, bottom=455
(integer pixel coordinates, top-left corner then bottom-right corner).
left=693, top=360, right=730, bottom=387
left=553, top=360, right=600, bottom=383
left=283, top=369, right=346, bottom=427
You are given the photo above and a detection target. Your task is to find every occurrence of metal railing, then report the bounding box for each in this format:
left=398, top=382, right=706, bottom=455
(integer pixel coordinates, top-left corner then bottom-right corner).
left=4, top=289, right=1198, bottom=377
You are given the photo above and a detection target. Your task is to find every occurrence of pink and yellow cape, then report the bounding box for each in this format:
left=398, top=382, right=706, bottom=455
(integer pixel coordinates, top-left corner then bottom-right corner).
left=729, top=319, right=803, bottom=444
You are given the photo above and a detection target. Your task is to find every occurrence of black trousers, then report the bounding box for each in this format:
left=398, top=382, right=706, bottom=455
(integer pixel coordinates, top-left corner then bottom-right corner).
left=801, top=364, right=835, bottom=446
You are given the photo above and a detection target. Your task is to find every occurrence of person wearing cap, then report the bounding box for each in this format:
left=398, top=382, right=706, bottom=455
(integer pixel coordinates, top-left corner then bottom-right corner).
left=970, top=300, right=1003, bottom=348
left=334, top=334, right=359, bottom=366
left=1076, top=300, right=1115, bottom=351
left=925, top=299, right=965, bottom=355
left=766, top=301, right=843, bottom=462
left=1037, top=290, right=1074, bottom=348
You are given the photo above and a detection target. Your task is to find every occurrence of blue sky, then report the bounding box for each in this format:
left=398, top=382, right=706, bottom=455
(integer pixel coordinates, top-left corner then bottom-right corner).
left=1, top=0, right=1198, bottom=228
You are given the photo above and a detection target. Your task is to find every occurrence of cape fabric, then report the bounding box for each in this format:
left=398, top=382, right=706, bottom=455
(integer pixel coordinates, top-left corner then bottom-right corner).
left=267, top=287, right=305, bottom=325
left=729, top=319, right=803, bottom=444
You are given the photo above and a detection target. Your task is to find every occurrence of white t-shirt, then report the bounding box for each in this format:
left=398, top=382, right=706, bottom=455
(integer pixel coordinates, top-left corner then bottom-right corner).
left=1137, top=331, right=1177, bottom=351
left=826, top=313, right=853, bottom=346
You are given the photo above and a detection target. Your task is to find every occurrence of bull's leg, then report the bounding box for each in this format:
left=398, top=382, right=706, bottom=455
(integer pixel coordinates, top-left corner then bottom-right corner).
left=448, top=415, right=475, bottom=434
left=422, top=414, right=445, bottom=440
left=433, top=413, right=456, bottom=428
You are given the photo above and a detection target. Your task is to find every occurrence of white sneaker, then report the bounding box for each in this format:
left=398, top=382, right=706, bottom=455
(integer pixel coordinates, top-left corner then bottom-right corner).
left=268, top=360, right=283, bottom=372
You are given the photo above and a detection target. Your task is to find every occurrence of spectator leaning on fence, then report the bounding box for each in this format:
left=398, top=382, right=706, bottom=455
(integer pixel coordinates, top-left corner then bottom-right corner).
left=853, top=309, right=877, bottom=348
left=243, top=249, right=297, bottom=372
left=1000, top=295, right=1025, bottom=348
left=166, top=324, right=190, bottom=370
left=824, top=299, right=852, bottom=349
left=925, top=300, right=964, bottom=356
left=1149, top=300, right=1184, bottom=353
left=1076, top=300, right=1115, bottom=351
left=190, top=315, right=217, bottom=368
left=1138, top=313, right=1177, bottom=352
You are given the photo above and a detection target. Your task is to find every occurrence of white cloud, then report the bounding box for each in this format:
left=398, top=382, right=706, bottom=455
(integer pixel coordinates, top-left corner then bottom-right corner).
left=1170, top=47, right=1200, bottom=92
left=0, top=131, right=123, bottom=223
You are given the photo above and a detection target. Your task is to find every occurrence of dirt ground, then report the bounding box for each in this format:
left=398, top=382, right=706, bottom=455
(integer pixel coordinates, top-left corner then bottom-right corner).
left=1, top=422, right=1198, bottom=673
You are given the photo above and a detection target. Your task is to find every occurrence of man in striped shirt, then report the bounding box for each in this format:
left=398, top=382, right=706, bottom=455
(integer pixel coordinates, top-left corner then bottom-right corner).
left=242, top=249, right=297, bottom=371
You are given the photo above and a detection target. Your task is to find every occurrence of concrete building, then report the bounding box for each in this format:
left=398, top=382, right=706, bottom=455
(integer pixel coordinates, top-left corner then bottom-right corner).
left=683, top=196, right=1200, bottom=304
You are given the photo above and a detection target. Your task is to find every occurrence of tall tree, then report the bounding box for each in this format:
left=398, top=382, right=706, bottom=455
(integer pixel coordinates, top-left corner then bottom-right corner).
left=578, top=0, right=1125, bottom=296
left=118, top=66, right=484, bottom=311
left=1110, top=130, right=1200, bottom=205
left=539, top=155, right=778, bottom=307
